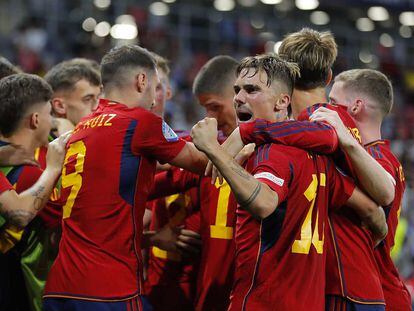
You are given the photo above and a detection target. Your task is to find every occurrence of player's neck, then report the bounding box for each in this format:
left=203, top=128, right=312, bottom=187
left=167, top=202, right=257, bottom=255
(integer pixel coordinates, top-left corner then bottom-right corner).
left=1, top=129, right=39, bottom=155
left=355, top=119, right=382, bottom=145
left=291, top=87, right=327, bottom=119
left=104, top=89, right=142, bottom=109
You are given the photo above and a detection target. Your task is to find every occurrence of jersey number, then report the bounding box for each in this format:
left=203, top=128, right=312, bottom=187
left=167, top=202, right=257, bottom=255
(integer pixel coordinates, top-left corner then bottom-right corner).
left=61, top=141, right=86, bottom=219
left=210, top=180, right=233, bottom=240
left=292, top=173, right=325, bottom=254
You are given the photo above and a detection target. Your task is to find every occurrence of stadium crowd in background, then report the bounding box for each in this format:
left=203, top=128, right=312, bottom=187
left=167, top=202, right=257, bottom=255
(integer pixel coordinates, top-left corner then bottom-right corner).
left=0, top=7, right=414, bottom=310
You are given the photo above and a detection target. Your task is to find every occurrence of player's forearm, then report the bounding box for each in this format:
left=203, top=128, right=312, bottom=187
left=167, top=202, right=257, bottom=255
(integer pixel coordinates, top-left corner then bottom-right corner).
left=1, top=167, right=60, bottom=228
left=343, top=141, right=395, bottom=206
left=221, top=127, right=245, bottom=158
left=170, top=142, right=208, bottom=175
left=204, top=143, right=278, bottom=219
left=345, top=186, right=388, bottom=244
left=239, top=119, right=338, bottom=154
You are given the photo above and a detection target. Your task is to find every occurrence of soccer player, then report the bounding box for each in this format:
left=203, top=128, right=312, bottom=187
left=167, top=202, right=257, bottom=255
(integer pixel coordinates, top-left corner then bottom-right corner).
left=45, top=58, right=101, bottom=128
left=144, top=53, right=201, bottom=311
left=43, top=44, right=207, bottom=310
left=0, top=73, right=70, bottom=311
left=310, top=69, right=411, bottom=310
left=218, top=28, right=392, bottom=310
left=191, top=54, right=386, bottom=310
left=0, top=56, right=21, bottom=79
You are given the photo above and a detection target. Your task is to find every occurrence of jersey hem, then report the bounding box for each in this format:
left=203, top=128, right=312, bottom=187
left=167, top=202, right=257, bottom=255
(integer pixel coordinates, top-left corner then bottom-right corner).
left=42, top=292, right=140, bottom=302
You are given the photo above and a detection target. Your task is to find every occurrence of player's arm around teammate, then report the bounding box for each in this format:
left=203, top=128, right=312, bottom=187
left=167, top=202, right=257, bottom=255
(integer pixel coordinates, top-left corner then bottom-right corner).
left=0, top=132, right=70, bottom=228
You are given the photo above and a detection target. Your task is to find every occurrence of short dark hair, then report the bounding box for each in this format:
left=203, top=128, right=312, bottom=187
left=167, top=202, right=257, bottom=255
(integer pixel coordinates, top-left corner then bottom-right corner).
left=279, top=28, right=337, bottom=90
left=237, top=54, right=300, bottom=95
left=0, top=57, right=21, bottom=80
left=45, top=59, right=101, bottom=93
left=0, top=73, right=52, bottom=136
left=100, top=45, right=156, bottom=90
left=193, top=55, right=239, bottom=97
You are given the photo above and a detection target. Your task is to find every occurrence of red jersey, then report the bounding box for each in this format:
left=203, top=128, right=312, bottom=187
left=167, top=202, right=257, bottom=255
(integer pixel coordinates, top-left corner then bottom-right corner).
left=229, top=144, right=355, bottom=311
left=366, top=140, right=411, bottom=310
left=150, top=143, right=237, bottom=310
left=239, top=103, right=384, bottom=304
left=195, top=177, right=237, bottom=311
left=145, top=188, right=200, bottom=311
left=0, top=171, right=12, bottom=193
left=44, top=99, right=186, bottom=301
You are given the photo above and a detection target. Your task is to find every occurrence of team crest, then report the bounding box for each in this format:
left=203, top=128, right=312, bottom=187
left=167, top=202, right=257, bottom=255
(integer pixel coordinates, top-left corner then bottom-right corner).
left=162, top=121, right=179, bottom=142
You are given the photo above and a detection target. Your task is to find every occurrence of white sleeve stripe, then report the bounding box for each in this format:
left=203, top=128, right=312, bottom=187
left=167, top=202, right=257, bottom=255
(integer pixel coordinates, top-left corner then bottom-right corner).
left=254, top=172, right=284, bottom=187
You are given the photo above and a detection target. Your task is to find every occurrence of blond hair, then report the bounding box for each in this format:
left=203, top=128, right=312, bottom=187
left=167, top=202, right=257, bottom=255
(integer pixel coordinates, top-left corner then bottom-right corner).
left=237, top=54, right=300, bottom=94
left=335, top=69, right=393, bottom=117
left=279, top=28, right=337, bottom=90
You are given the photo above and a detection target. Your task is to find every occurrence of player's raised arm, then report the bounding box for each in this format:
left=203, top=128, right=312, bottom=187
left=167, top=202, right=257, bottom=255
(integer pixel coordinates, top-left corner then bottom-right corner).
left=192, top=118, right=278, bottom=219
left=168, top=141, right=209, bottom=175
left=310, top=107, right=395, bottom=206
left=0, top=132, right=70, bottom=228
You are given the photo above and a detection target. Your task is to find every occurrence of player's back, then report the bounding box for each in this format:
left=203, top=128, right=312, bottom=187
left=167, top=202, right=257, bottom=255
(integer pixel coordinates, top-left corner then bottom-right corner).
left=367, top=140, right=411, bottom=310
left=196, top=177, right=237, bottom=311
left=229, top=144, right=353, bottom=311
left=45, top=99, right=185, bottom=301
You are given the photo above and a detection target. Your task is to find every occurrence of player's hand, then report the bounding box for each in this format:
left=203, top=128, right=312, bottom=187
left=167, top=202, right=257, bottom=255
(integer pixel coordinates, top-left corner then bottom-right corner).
left=191, top=118, right=220, bottom=154
left=46, top=131, right=72, bottom=173
left=151, top=225, right=180, bottom=252
left=176, top=228, right=202, bottom=256
left=0, top=143, right=39, bottom=167
left=309, top=107, right=356, bottom=148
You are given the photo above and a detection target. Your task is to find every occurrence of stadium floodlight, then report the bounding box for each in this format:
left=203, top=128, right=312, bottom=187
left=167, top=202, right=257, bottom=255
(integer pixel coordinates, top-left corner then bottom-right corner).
left=399, top=25, right=412, bottom=38
left=295, top=0, right=319, bottom=10
left=310, top=11, right=330, bottom=25
left=380, top=33, right=394, bottom=48
left=82, top=17, right=97, bottom=32
left=110, top=24, right=138, bottom=40
left=115, top=15, right=135, bottom=25
left=359, top=50, right=373, bottom=64
left=399, top=11, right=414, bottom=26
left=238, top=0, right=257, bottom=7
left=356, top=17, right=375, bottom=32
left=214, top=0, right=236, bottom=11
left=163, top=0, right=176, bottom=3
left=94, top=21, right=111, bottom=37
left=94, top=0, right=111, bottom=10
left=149, top=2, right=170, bottom=16
left=260, top=0, right=282, bottom=5
left=367, top=6, right=389, bottom=22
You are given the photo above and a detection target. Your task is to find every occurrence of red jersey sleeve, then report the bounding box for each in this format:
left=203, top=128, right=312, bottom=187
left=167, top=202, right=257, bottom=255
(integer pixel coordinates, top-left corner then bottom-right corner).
left=327, top=160, right=356, bottom=210
left=239, top=118, right=338, bottom=154
left=250, top=144, right=292, bottom=204
left=0, top=172, right=12, bottom=194
left=148, top=167, right=200, bottom=200
left=132, top=110, right=186, bottom=164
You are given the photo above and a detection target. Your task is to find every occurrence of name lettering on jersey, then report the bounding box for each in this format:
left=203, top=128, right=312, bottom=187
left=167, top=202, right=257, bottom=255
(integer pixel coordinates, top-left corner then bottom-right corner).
left=73, top=114, right=117, bottom=133
left=348, top=127, right=362, bottom=144
left=254, top=172, right=284, bottom=187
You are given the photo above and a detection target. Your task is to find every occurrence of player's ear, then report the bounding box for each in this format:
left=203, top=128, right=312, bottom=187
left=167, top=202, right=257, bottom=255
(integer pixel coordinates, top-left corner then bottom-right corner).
left=29, top=112, right=40, bottom=130
left=51, top=97, right=66, bottom=117
left=350, top=99, right=363, bottom=116
left=165, top=84, right=172, bottom=101
left=275, top=93, right=291, bottom=111
left=135, top=73, right=147, bottom=93
left=325, top=69, right=333, bottom=86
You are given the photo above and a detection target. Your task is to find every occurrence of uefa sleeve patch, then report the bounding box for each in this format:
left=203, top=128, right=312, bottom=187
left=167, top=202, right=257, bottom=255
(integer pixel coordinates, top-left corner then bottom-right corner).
left=162, top=121, right=179, bottom=142
left=254, top=172, right=284, bottom=187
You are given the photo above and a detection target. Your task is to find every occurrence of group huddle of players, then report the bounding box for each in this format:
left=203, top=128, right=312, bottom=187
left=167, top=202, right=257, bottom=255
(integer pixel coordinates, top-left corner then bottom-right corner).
left=0, top=27, right=411, bottom=311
